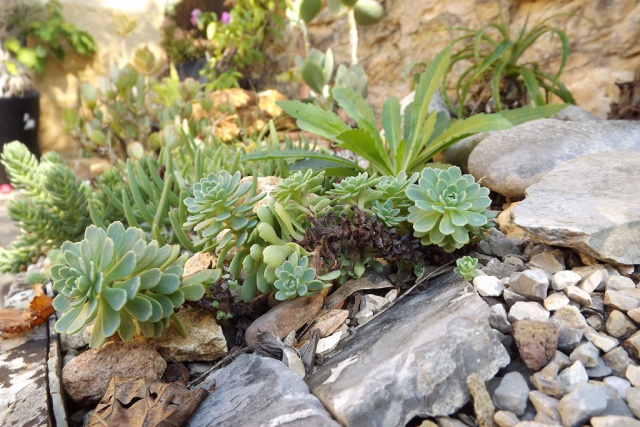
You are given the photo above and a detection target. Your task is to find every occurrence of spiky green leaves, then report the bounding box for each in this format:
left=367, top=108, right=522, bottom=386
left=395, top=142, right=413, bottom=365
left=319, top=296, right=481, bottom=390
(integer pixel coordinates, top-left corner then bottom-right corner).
left=406, top=166, right=493, bottom=252
left=274, top=252, right=329, bottom=301
left=327, top=172, right=381, bottom=209
left=184, top=171, right=265, bottom=256
left=51, top=222, right=213, bottom=348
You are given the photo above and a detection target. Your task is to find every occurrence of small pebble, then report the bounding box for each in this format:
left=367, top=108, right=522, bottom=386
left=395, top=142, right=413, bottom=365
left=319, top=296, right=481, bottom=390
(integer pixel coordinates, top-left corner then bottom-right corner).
left=473, top=275, right=505, bottom=297
left=543, top=292, right=570, bottom=311
left=552, top=270, right=581, bottom=291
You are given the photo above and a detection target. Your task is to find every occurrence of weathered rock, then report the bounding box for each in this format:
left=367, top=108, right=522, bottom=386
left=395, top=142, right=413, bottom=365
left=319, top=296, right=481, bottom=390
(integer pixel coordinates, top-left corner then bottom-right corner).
left=627, top=388, right=640, bottom=418
left=606, top=310, right=637, bottom=338
left=307, top=274, right=509, bottom=426
left=360, top=294, right=387, bottom=313
left=628, top=308, right=640, bottom=324
left=503, top=289, right=530, bottom=307
left=580, top=270, right=605, bottom=293
left=468, top=120, right=640, bottom=199
left=608, top=276, right=636, bottom=291
left=493, top=372, right=530, bottom=416
left=549, top=306, right=587, bottom=352
left=552, top=271, right=582, bottom=291
left=245, top=292, right=324, bottom=346
left=603, top=376, right=631, bottom=400
left=467, top=372, right=495, bottom=427
left=62, top=340, right=166, bottom=406
left=511, top=319, right=559, bottom=371
left=354, top=308, right=374, bottom=325
left=182, top=252, right=217, bottom=278
left=316, top=331, right=343, bottom=355
left=529, top=391, right=561, bottom=424
left=586, top=357, right=613, bottom=379
left=605, top=290, right=640, bottom=312
left=300, top=309, right=350, bottom=341
left=543, top=292, right=570, bottom=311
left=187, top=354, right=340, bottom=427
left=570, top=342, right=600, bottom=368
left=530, top=362, right=565, bottom=398
left=494, top=410, right=520, bottom=427
left=591, top=416, right=640, bottom=427
left=489, top=304, right=511, bottom=334
left=558, top=383, right=609, bottom=427
left=511, top=151, right=640, bottom=265
left=565, top=285, right=593, bottom=307
left=585, top=326, right=619, bottom=353
left=474, top=275, right=505, bottom=297
left=151, top=307, right=227, bottom=362
left=509, top=270, right=549, bottom=302
left=529, top=251, right=565, bottom=273
left=508, top=301, right=550, bottom=323
left=627, top=365, right=640, bottom=387
left=559, top=361, right=589, bottom=393
left=603, top=347, right=635, bottom=377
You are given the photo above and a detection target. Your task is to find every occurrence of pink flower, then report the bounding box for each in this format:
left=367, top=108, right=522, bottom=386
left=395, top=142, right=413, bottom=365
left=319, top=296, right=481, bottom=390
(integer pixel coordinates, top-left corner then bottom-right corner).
left=220, top=11, right=230, bottom=24
left=190, top=8, right=201, bottom=26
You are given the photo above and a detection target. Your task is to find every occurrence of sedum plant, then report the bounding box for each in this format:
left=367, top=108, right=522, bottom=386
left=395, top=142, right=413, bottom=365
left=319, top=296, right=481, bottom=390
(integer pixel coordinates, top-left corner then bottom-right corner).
left=406, top=166, right=493, bottom=252
left=0, top=141, right=92, bottom=273
left=454, top=256, right=479, bottom=282
left=51, top=222, right=214, bottom=349
left=274, top=252, right=331, bottom=301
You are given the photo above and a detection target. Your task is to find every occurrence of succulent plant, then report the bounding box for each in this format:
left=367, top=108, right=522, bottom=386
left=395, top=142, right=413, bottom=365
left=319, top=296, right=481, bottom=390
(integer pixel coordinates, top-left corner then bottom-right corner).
left=51, top=222, right=215, bottom=348
left=406, top=166, right=493, bottom=252
left=375, top=171, right=419, bottom=211
left=371, top=199, right=406, bottom=228
left=273, top=252, right=330, bottom=301
left=183, top=171, right=265, bottom=261
left=273, top=169, right=326, bottom=208
left=454, top=256, right=479, bottom=282
left=327, top=172, right=381, bottom=209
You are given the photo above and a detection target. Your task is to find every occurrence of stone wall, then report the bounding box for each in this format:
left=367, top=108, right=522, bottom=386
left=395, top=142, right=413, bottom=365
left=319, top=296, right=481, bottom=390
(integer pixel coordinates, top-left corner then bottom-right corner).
left=307, top=0, right=640, bottom=118
left=32, top=0, right=166, bottom=156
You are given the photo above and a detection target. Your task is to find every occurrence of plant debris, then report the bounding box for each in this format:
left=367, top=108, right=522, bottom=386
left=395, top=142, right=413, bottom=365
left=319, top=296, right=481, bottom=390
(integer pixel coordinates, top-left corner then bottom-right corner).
left=0, top=284, right=54, bottom=336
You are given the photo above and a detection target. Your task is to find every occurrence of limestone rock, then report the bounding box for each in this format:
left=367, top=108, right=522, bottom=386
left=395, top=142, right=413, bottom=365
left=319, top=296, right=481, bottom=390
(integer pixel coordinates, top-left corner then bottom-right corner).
left=508, top=301, right=549, bottom=323
left=468, top=120, right=640, bottom=199
left=245, top=292, right=324, bottom=346
left=187, top=354, right=339, bottom=427
left=552, top=271, right=582, bottom=291
left=512, top=151, right=640, bottom=265
left=627, top=388, right=640, bottom=418
left=511, top=319, right=559, bottom=371
left=509, top=270, right=549, bottom=302
left=474, top=275, right=505, bottom=297
left=569, top=342, right=600, bottom=368
left=529, top=391, right=561, bottom=424
left=494, top=410, right=520, bottom=427
left=493, top=372, right=530, bottom=416
left=300, top=309, right=349, bottom=341
left=558, top=383, right=609, bottom=427
left=151, top=307, right=228, bottom=362
left=549, top=306, right=586, bottom=352
left=62, top=341, right=166, bottom=406
left=467, top=372, right=495, bottom=427
left=307, top=274, right=509, bottom=426
left=606, top=310, right=637, bottom=338
left=590, top=416, right=640, bottom=427
left=603, top=347, right=634, bottom=377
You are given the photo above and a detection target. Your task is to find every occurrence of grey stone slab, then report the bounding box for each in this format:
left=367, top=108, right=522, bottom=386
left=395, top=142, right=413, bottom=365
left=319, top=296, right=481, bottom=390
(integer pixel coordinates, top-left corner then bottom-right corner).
left=307, top=273, right=510, bottom=427
left=188, top=353, right=340, bottom=427
left=512, top=151, right=640, bottom=265
left=468, top=119, right=640, bottom=199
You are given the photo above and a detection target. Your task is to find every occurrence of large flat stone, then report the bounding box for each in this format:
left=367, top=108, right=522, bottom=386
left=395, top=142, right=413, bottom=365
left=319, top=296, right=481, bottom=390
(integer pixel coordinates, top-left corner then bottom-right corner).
left=306, top=273, right=510, bottom=427
left=188, top=353, right=339, bottom=427
left=468, top=119, right=640, bottom=199
left=512, top=151, right=640, bottom=265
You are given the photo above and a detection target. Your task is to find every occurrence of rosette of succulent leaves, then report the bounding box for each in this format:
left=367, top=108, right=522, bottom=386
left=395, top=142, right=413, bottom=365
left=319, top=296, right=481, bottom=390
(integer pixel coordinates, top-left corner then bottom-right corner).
left=0, top=141, right=92, bottom=273
left=52, top=221, right=216, bottom=348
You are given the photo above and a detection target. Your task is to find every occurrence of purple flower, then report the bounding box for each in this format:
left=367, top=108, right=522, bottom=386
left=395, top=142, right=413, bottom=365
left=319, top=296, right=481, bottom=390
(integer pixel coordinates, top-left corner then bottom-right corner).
left=220, top=11, right=230, bottom=24
left=190, top=8, right=201, bottom=26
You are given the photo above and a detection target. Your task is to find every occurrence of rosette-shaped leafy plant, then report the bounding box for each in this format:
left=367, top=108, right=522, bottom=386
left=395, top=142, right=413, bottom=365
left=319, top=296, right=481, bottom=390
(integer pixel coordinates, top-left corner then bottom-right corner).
left=454, top=256, right=479, bottom=282
left=375, top=171, right=419, bottom=211
left=406, top=166, right=493, bottom=252
left=327, top=172, right=381, bottom=209
left=273, top=252, right=331, bottom=301
left=184, top=171, right=265, bottom=261
left=51, top=222, right=213, bottom=348
left=371, top=200, right=406, bottom=228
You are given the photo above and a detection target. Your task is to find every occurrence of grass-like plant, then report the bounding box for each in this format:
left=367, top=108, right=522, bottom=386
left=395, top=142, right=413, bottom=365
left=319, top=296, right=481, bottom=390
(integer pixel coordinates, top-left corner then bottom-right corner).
left=246, top=47, right=566, bottom=176
left=52, top=222, right=214, bottom=348
left=442, top=4, right=586, bottom=117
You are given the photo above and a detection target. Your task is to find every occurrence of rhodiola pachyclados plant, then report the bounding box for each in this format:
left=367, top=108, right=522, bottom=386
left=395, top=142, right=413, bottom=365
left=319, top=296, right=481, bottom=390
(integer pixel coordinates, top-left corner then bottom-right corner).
left=51, top=222, right=215, bottom=348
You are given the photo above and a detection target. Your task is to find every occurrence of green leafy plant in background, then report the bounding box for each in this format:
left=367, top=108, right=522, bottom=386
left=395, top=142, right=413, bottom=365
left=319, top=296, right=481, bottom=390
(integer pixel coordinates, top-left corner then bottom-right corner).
left=273, top=47, right=567, bottom=176
left=443, top=2, right=586, bottom=117
left=406, top=166, right=493, bottom=252
left=0, top=141, right=92, bottom=273
left=454, top=256, right=479, bottom=282
left=51, top=222, right=215, bottom=348
left=273, top=252, right=332, bottom=300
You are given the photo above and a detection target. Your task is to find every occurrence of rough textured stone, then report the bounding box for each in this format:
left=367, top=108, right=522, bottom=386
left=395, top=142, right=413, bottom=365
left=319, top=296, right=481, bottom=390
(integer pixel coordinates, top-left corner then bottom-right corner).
left=530, top=362, right=565, bottom=398
left=529, top=391, right=561, bottom=424
left=494, top=410, right=520, bottom=427
left=151, top=307, right=227, bottom=362
left=606, top=310, right=637, bottom=338
left=466, top=372, right=495, bottom=427
left=529, top=251, right=565, bottom=273
left=550, top=306, right=587, bottom=352
left=489, top=304, right=511, bottom=334
left=508, top=302, right=550, bottom=323
left=603, top=377, right=631, bottom=400
left=606, top=290, right=640, bottom=312
left=493, top=372, right=530, bottom=416
left=603, top=347, right=635, bottom=377
left=558, top=383, right=609, bottom=427
left=474, top=275, right=505, bottom=297
left=559, top=361, right=589, bottom=393
left=591, top=416, right=640, bottom=427
left=62, top=340, right=166, bottom=406
left=552, top=270, right=582, bottom=291
left=565, top=285, right=593, bottom=307
left=586, top=357, right=613, bottom=379
left=544, top=292, right=571, bottom=311
left=580, top=271, right=605, bottom=293
left=585, top=327, right=619, bottom=353
left=300, top=309, right=350, bottom=341
left=245, top=291, right=324, bottom=346
left=608, top=276, right=636, bottom=291
left=627, top=388, right=640, bottom=418
left=570, top=342, right=601, bottom=368
left=511, top=151, right=640, bottom=265
left=307, top=274, right=509, bottom=426
left=628, top=308, right=640, bottom=324
left=511, top=319, right=559, bottom=371
left=509, top=270, right=549, bottom=302
left=187, top=354, right=340, bottom=427
left=627, top=365, right=640, bottom=387
left=469, top=120, right=640, bottom=199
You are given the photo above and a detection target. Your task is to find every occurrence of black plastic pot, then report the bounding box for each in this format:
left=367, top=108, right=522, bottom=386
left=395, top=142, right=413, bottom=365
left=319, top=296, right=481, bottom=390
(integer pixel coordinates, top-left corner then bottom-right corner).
left=0, top=90, right=40, bottom=184
left=176, top=58, right=208, bottom=83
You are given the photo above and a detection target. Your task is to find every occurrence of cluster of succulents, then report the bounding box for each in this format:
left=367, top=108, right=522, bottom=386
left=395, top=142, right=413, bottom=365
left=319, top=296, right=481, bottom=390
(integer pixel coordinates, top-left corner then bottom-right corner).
left=454, top=256, right=479, bottom=282
left=51, top=222, right=215, bottom=348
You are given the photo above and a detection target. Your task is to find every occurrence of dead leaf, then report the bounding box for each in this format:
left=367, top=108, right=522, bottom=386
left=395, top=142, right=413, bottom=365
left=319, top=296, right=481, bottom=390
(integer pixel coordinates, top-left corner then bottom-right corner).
left=0, top=284, right=54, bottom=336
left=87, top=377, right=209, bottom=427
